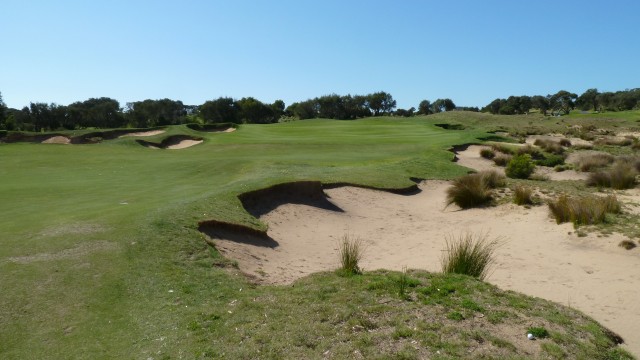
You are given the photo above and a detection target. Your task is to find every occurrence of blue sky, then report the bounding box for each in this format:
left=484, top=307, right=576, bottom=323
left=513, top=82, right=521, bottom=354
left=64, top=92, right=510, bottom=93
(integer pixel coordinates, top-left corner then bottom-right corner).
left=1, top=0, right=638, bottom=110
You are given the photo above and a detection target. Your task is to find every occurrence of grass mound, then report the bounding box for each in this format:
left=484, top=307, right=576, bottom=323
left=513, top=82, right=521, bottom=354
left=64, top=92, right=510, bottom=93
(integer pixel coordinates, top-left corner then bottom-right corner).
left=575, top=153, right=615, bottom=172
left=513, top=185, right=534, bottom=205
left=548, top=194, right=621, bottom=226
left=587, top=163, right=637, bottom=189
left=445, top=171, right=504, bottom=209
left=441, top=232, right=499, bottom=280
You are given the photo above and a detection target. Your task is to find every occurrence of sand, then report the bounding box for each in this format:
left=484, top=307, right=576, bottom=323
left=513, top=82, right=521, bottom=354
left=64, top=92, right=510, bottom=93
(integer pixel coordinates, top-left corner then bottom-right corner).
left=210, top=182, right=640, bottom=354
left=41, top=136, right=70, bottom=144
left=118, top=130, right=165, bottom=138
left=455, top=145, right=587, bottom=181
left=166, top=139, right=203, bottom=149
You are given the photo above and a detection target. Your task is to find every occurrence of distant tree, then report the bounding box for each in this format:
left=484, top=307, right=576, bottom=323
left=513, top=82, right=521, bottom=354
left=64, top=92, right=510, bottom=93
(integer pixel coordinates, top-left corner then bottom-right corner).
left=417, top=100, right=432, bottom=115
left=0, top=92, right=6, bottom=126
left=432, top=98, right=456, bottom=113
left=394, top=107, right=415, bottom=117
left=343, top=95, right=371, bottom=119
left=271, top=99, right=285, bottom=119
left=576, top=88, right=599, bottom=111
left=237, top=97, right=276, bottom=123
left=125, top=99, right=186, bottom=127
left=367, top=91, right=396, bottom=116
left=199, top=97, right=240, bottom=123
left=549, top=90, right=577, bottom=115
left=531, top=95, right=550, bottom=116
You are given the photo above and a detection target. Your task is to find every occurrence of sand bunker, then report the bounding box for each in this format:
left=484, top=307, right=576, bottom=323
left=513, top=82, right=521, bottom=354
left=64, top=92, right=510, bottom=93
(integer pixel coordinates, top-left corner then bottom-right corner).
left=137, top=135, right=203, bottom=150
left=41, top=136, right=71, bottom=144
left=118, top=130, right=165, bottom=138
left=166, top=139, right=203, bottom=149
left=203, top=181, right=640, bottom=354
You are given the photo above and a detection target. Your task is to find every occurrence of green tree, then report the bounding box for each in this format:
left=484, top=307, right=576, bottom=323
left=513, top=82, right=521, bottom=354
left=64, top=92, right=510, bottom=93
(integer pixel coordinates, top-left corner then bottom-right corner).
left=0, top=92, right=6, bottom=127
left=549, top=90, right=577, bottom=115
left=432, top=98, right=456, bottom=113
left=199, top=97, right=240, bottom=123
left=417, top=100, right=432, bottom=115
left=576, top=88, right=599, bottom=111
left=367, top=91, right=396, bottom=116
left=531, top=95, right=550, bottom=115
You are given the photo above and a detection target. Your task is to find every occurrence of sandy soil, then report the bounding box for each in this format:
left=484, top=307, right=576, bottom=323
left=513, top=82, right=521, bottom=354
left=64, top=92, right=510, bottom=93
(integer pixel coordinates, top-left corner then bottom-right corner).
left=526, top=134, right=593, bottom=148
left=211, top=182, right=640, bottom=354
left=118, top=130, right=165, bottom=138
left=41, top=136, right=70, bottom=144
left=222, top=128, right=236, bottom=133
left=166, top=139, right=203, bottom=149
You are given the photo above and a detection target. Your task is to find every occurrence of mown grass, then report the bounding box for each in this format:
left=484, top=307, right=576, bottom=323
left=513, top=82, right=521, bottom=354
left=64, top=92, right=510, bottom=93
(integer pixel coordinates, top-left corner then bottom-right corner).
left=0, top=113, right=637, bottom=359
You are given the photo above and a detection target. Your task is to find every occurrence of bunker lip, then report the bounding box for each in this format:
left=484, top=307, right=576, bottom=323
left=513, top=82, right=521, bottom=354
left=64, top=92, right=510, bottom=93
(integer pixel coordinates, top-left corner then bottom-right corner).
left=136, top=135, right=203, bottom=149
left=200, top=179, right=640, bottom=355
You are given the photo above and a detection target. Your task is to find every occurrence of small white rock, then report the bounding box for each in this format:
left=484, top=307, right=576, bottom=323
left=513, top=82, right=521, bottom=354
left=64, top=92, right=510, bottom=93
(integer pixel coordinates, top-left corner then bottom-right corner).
left=527, top=333, right=535, bottom=340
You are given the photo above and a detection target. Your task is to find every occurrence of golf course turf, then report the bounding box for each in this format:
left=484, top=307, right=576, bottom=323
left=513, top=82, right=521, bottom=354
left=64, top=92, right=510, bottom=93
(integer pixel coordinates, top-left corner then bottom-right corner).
left=0, top=113, right=635, bottom=358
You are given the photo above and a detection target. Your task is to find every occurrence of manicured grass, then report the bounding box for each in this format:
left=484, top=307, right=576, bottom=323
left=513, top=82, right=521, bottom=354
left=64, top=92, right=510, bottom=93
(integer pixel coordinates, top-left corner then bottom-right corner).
left=0, top=115, right=634, bottom=359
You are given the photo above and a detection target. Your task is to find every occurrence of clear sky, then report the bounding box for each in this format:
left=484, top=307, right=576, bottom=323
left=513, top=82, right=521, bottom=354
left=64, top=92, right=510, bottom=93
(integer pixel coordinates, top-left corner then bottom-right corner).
left=1, top=0, right=638, bottom=110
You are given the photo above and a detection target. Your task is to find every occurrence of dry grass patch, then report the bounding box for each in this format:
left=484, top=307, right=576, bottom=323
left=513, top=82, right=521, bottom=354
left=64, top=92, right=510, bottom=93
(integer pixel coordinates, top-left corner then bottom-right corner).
left=548, top=194, right=621, bottom=226
left=586, top=163, right=637, bottom=190
left=338, top=234, right=365, bottom=275
left=493, top=153, right=512, bottom=166
left=575, top=153, right=615, bottom=172
left=480, top=148, right=496, bottom=159
left=533, top=139, right=565, bottom=155
left=513, top=186, right=534, bottom=205
left=441, top=232, right=500, bottom=280
left=446, top=171, right=505, bottom=209
left=618, top=240, right=637, bottom=250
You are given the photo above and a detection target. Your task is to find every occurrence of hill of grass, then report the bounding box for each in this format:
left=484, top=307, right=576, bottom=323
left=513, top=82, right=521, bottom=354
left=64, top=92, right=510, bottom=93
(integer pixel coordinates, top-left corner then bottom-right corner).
left=0, top=116, right=634, bottom=359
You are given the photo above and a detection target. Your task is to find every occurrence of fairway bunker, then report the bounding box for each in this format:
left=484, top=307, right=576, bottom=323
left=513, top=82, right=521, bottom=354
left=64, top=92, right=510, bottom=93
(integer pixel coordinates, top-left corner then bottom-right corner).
left=41, top=135, right=71, bottom=144
left=136, top=135, right=203, bottom=149
left=203, top=180, right=640, bottom=354
left=186, top=123, right=236, bottom=133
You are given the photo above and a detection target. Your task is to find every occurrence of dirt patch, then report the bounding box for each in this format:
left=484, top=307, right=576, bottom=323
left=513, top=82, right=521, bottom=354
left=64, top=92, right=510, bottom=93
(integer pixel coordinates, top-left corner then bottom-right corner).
left=203, top=181, right=640, bottom=354
left=454, top=145, right=504, bottom=174
left=7, top=241, right=119, bottom=264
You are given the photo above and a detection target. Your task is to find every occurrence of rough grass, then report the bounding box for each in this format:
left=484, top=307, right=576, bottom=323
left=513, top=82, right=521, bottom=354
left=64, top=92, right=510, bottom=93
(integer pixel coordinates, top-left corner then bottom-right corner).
left=441, top=232, right=499, bottom=280
left=480, top=148, right=495, bottom=159
left=338, top=234, right=365, bottom=275
left=445, top=171, right=504, bottom=209
left=513, top=186, right=534, bottom=205
left=575, top=153, right=615, bottom=172
left=548, top=194, right=621, bottom=226
left=534, top=138, right=565, bottom=155
left=619, top=240, right=637, bottom=250
left=586, top=163, right=637, bottom=189
left=493, top=153, right=512, bottom=166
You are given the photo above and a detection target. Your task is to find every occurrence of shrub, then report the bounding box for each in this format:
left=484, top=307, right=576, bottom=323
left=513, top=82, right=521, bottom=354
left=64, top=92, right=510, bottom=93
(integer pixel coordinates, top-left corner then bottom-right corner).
left=548, top=194, right=621, bottom=226
left=619, top=240, right=637, bottom=250
left=534, top=138, right=565, bottom=155
left=586, top=164, right=637, bottom=189
left=513, top=186, right=534, bottom=205
left=576, top=153, right=615, bottom=172
left=517, top=144, right=544, bottom=159
left=338, top=234, right=364, bottom=275
left=445, top=173, right=493, bottom=209
left=536, top=154, right=565, bottom=167
left=505, top=154, right=536, bottom=179
left=480, top=148, right=496, bottom=159
left=559, top=138, right=572, bottom=147
left=479, top=170, right=506, bottom=188
left=493, top=154, right=512, bottom=167
left=441, top=232, right=499, bottom=280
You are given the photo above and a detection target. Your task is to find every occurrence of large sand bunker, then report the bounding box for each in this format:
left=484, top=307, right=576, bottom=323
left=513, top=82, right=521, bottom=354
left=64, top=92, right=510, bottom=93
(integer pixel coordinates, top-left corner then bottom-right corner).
left=202, top=181, right=640, bottom=354
left=136, top=135, right=203, bottom=150
left=41, top=136, right=71, bottom=144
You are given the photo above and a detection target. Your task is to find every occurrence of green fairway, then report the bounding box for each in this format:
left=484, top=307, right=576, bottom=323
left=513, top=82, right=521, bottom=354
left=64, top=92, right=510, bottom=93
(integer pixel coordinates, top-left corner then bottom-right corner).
left=0, top=115, right=633, bottom=359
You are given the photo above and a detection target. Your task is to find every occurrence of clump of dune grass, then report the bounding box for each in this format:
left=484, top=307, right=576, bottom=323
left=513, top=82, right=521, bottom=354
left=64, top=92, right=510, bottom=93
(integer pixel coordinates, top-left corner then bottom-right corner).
left=480, top=148, right=495, bottom=159
left=446, top=171, right=504, bottom=209
left=548, top=194, right=621, bottom=226
left=534, top=139, right=565, bottom=155
left=513, top=185, right=534, bottom=205
left=595, top=137, right=633, bottom=147
left=441, top=232, right=500, bottom=280
left=338, top=234, right=365, bottom=275
left=586, top=163, right=637, bottom=189
left=490, top=143, right=515, bottom=155
left=575, top=153, right=615, bottom=172
left=517, top=144, right=544, bottom=159
left=492, top=153, right=512, bottom=166
left=618, top=240, right=636, bottom=250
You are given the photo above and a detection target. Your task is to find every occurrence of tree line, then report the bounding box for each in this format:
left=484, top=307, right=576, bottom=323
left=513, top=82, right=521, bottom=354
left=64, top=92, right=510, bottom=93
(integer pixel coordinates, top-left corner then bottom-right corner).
left=1, top=87, right=638, bottom=132
left=481, top=88, right=640, bottom=116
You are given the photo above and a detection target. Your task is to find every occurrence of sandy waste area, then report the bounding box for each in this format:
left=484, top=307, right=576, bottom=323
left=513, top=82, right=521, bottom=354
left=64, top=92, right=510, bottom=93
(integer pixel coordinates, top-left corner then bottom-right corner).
left=209, top=145, right=640, bottom=354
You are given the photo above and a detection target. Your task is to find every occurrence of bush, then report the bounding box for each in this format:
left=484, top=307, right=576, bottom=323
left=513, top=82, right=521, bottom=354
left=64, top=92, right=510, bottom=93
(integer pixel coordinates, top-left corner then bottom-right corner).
left=480, top=148, right=495, bottom=159
left=493, top=154, right=512, bottom=167
left=441, top=232, right=499, bottom=280
left=533, top=139, right=565, bottom=155
left=517, top=144, right=544, bottom=159
left=559, top=138, right=572, bottom=147
left=513, top=186, right=534, bottom=205
left=338, top=234, right=364, bottom=275
left=505, top=154, right=536, bottom=179
left=586, top=164, right=637, bottom=189
left=445, top=171, right=504, bottom=209
left=536, top=154, right=565, bottom=167
left=548, top=194, right=621, bottom=226
left=619, top=240, right=637, bottom=250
